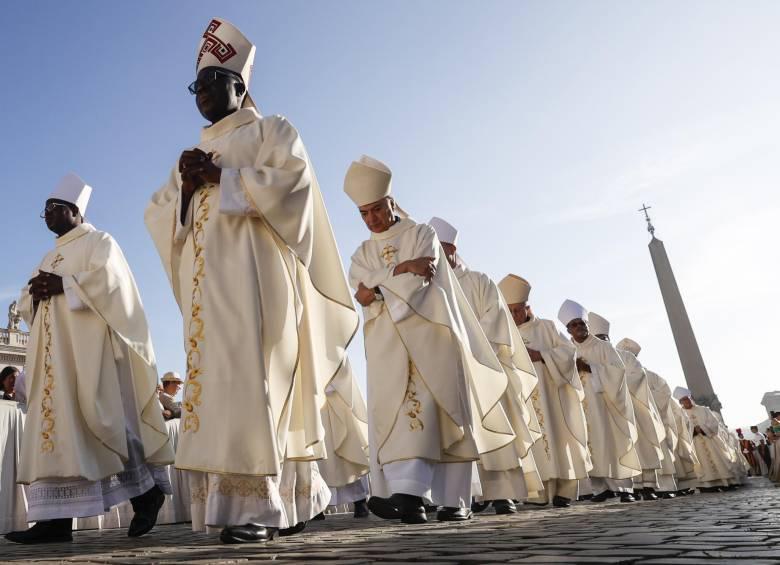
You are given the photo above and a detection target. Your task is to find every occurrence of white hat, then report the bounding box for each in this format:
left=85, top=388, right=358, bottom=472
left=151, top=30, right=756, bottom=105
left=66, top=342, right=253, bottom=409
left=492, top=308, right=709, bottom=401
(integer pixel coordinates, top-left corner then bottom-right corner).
left=196, top=18, right=256, bottom=109
left=673, top=386, right=692, bottom=401
left=588, top=312, right=610, bottom=336
left=49, top=173, right=92, bottom=215
left=428, top=217, right=459, bottom=246
left=498, top=274, right=531, bottom=305
left=616, top=337, right=641, bottom=356
left=558, top=299, right=588, bottom=327
left=344, top=155, right=393, bottom=207
left=161, top=371, right=184, bottom=384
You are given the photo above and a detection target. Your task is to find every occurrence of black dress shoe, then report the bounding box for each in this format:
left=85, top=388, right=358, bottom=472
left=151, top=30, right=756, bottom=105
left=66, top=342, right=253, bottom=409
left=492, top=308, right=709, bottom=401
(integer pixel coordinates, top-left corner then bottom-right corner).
left=524, top=500, right=549, bottom=507
left=279, top=521, right=307, bottom=536
left=220, top=524, right=277, bottom=544
left=620, top=493, right=636, bottom=503
left=642, top=488, right=659, bottom=501
left=396, top=494, right=428, bottom=524
left=367, top=496, right=401, bottom=519
left=4, top=519, right=73, bottom=544
left=591, top=490, right=612, bottom=503
left=128, top=485, right=166, bottom=537
left=471, top=500, right=490, bottom=513
left=577, top=494, right=593, bottom=501
left=353, top=499, right=369, bottom=518
left=436, top=507, right=473, bottom=521
left=492, top=499, right=517, bottom=514
left=312, top=512, right=326, bottom=521
left=660, top=492, right=676, bottom=499
left=552, top=496, right=572, bottom=508
left=633, top=490, right=643, bottom=500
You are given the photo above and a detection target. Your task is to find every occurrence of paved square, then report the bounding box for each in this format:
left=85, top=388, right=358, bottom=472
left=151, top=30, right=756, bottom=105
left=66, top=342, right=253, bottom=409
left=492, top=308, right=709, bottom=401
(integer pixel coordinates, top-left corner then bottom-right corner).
left=2, top=479, right=778, bottom=564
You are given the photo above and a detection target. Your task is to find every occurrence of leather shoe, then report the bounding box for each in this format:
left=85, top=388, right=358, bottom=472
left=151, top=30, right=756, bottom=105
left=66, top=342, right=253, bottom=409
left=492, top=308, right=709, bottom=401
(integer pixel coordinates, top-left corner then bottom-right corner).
left=353, top=499, right=369, bottom=518
left=312, top=512, right=326, bottom=521
left=591, top=490, right=612, bottom=503
left=492, top=499, right=517, bottom=514
left=4, top=519, right=72, bottom=544
left=367, top=496, right=401, bottom=519
left=396, top=494, right=427, bottom=524
left=660, top=492, right=676, bottom=499
left=471, top=500, right=490, bottom=513
left=220, top=523, right=276, bottom=544
left=642, top=488, right=659, bottom=501
left=279, top=521, right=306, bottom=537
left=128, top=486, right=165, bottom=537
left=552, top=496, right=571, bottom=508
left=437, top=507, right=473, bottom=521
left=620, top=493, right=636, bottom=503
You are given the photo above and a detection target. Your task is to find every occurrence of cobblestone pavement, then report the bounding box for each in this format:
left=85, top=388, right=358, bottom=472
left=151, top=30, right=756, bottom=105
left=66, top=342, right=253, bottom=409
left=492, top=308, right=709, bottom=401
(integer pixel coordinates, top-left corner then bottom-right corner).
left=3, top=478, right=779, bottom=564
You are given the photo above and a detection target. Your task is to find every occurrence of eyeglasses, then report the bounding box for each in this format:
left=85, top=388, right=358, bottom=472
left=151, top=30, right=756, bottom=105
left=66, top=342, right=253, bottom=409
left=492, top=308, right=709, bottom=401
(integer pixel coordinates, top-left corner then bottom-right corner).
left=40, top=202, right=71, bottom=218
left=188, top=69, right=238, bottom=95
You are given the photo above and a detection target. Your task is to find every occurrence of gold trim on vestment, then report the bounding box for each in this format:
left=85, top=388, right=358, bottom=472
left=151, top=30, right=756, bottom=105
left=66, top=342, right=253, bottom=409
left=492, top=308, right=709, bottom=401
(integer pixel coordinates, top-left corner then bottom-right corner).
left=40, top=300, right=55, bottom=453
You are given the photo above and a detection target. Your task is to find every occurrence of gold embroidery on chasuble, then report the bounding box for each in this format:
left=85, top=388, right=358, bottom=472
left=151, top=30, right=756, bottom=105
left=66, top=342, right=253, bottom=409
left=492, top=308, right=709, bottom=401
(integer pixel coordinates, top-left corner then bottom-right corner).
left=580, top=374, right=594, bottom=456
left=381, top=245, right=398, bottom=268
left=183, top=188, right=212, bottom=433
left=531, top=387, right=550, bottom=458
left=405, top=360, right=424, bottom=431
left=214, top=476, right=272, bottom=499
left=40, top=301, right=55, bottom=453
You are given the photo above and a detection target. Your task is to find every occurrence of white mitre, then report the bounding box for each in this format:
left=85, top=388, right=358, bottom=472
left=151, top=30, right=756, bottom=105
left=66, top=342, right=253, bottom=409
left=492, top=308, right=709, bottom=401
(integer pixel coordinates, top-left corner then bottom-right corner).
left=196, top=17, right=256, bottom=108
left=498, top=274, right=531, bottom=305
left=49, top=172, right=92, bottom=215
left=588, top=312, right=610, bottom=336
left=617, top=337, right=641, bottom=356
left=428, top=217, right=459, bottom=246
left=344, top=155, right=393, bottom=207
left=558, top=299, right=588, bottom=327
left=673, top=386, right=692, bottom=401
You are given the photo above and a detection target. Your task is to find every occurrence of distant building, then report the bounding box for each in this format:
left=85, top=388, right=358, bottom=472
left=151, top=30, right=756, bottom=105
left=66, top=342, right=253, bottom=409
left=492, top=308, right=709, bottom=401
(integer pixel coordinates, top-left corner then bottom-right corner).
left=1, top=300, right=28, bottom=371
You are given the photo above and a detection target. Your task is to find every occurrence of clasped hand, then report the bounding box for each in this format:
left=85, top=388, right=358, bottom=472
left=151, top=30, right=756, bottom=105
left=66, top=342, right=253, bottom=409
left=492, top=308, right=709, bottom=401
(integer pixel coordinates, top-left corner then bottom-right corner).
left=355, top=283, right=378, bottom=307
left=29, top=271, right=64, bottom=302
left=179, top=148, right=221, bottom=197
left=576, top=358, right=591, bottom=373
left=394, top=256, right=436, bottom=282
left=527, top=348, right=544, bottom=363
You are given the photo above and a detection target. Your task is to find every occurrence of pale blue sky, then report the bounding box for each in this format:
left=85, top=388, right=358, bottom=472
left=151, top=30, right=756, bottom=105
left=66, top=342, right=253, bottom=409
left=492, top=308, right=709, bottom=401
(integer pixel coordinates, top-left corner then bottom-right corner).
left=2, top=1, right=778, bottom=427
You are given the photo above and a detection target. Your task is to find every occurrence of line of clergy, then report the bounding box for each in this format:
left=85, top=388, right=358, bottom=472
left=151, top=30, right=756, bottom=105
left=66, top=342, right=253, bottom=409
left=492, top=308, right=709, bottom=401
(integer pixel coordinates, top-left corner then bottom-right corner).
left=3, top=16, right=750, bottom=546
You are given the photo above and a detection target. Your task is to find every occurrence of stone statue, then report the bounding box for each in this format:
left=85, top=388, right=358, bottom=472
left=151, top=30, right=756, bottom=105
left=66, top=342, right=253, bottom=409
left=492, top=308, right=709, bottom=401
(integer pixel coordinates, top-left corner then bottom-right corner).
left=7, top=300, right=21, bottom=331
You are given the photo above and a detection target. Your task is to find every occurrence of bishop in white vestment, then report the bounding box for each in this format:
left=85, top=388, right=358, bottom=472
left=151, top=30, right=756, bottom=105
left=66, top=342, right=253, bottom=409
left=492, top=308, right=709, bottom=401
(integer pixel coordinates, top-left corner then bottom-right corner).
left=669, top=396, right=701, bottom=493
left=589, top=314, right=666, bottom=500
left=429, top=218, right=543, bottom=515
left=617, top=338, right=679, bottom=497
left=145, top=18, right=358, bottom=543
left=559, top=300, right=641, bottom=502
left=6, top=174, right=174, bottom=545
left=500, top=276, right=592, bottom=507
left=674, top=388, right=737, bottom=491
left=346, top=156, right=514, bottom=523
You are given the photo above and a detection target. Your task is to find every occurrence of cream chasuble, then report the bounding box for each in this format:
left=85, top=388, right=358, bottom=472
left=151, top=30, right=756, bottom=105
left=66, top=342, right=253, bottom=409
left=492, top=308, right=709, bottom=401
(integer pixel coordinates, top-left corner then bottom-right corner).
left=517, top=317, right=592, bottom=481
left=617, top=349, right=666, bottom=472
left=682, top=404, right=736, bottom=487
left=670, top=400, right=700, bottom=484
left=17, top=224, right=173, bottom=484
left=349, top=219, right=514, bottom=469
left=145, top=108, right=358, bottom=477
left=318, top=358, right=370, bottom=488
left=645, top=369, right=679, bottom=480
left=572, top=335, right=641, bottom=480
left=454, top=264, right=543, bottom=495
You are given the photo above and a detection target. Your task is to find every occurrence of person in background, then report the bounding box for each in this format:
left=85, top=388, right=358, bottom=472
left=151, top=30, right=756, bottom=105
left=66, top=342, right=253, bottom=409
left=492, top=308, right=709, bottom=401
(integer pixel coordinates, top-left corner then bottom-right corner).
left=159, top=372, right=183, bottom=420
left=0, top=366, right=18, bottom=400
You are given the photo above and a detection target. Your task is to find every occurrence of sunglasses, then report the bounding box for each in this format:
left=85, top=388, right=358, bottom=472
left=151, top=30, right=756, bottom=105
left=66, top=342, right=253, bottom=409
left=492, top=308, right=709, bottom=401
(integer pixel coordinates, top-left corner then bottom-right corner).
left=188, top=69, right=240, bottom=95
left=40, top=202, right=72, bottom=218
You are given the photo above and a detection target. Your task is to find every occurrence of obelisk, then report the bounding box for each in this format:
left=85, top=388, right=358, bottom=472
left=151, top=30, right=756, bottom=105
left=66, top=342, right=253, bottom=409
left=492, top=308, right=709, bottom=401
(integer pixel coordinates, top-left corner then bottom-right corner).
left=640, top=204, right=722, bottom=413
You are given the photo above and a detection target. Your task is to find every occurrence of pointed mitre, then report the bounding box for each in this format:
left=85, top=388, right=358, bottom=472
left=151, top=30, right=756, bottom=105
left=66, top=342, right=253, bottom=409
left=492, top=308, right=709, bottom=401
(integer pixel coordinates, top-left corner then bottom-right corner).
left=428, top=217, right=459, bottom=246
left=588, top=311, right=610, bottom=336
left=344, top=155, right=393, bottom=207
left=498, top=274, right=531, bottom=305
left=558, top=299, right=588, bottom=327
left=49, top=172, right=92, bottom=215
left=673, top=386, right=692, bottom=401
left=617, top=337, right=641, bottom=356
left=196, top=18, right=257, bottom=108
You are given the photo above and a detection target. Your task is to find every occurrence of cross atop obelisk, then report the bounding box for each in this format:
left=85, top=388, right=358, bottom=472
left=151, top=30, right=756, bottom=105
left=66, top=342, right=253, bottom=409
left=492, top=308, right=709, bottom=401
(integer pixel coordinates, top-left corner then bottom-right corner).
left=640, top=205, right=722, bottom=414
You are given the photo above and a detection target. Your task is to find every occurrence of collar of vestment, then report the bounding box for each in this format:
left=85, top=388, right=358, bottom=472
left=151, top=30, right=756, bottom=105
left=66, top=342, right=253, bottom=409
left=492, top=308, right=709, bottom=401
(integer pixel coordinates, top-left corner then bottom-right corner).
left=56, top=223, right=95, bottom=248
left=571, top=333, right=597, bottom=348
left=201, top=107, right=262, bottom=142
left=453, top=262, right=468, bottom=278
left=370, top=217, right=417, bottom=241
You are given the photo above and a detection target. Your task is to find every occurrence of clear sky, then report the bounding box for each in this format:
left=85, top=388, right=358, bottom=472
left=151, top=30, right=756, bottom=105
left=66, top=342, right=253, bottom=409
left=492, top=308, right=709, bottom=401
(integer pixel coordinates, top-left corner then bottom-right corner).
left=1, top=1, right=778, bottom=428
